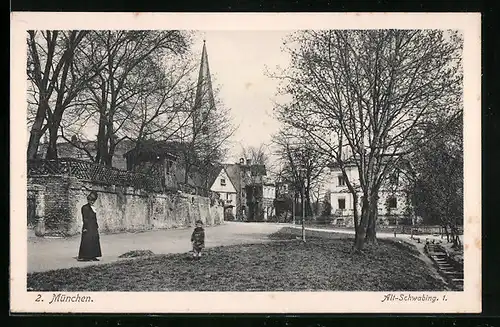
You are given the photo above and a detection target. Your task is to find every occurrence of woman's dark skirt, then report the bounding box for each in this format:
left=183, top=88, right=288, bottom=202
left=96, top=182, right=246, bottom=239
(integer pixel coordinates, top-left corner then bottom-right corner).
left=78, top=230, right=102, bottom=259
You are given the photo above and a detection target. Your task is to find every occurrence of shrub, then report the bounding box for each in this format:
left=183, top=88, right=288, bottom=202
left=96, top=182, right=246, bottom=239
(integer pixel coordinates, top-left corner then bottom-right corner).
left=315, top=215, right=334, bottom=225
left=224, top=211, right=235, bottom=221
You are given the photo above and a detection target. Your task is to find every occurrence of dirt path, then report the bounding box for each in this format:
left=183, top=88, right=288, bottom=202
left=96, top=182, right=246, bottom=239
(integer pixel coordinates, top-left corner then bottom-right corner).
left=28, top=222, right=284, bottom=273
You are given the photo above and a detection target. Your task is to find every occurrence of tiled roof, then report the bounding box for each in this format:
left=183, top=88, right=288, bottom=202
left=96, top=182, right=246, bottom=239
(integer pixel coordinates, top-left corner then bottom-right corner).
left=123, top=140, right=183, bottom=159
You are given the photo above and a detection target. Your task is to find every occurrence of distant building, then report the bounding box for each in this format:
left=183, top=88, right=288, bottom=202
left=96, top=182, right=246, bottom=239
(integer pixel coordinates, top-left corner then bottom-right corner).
left=122, top=141, right=180, bottom=190
left=209, top=166, right=237, bottom=219
left=273, top=177, right=294, bottom=221
left=324, top=158, right=413, bottom=227
left=223, top=158, right=275, bottom=222
left=123, top=140, right=220, bottom=193
left=261, top=179, right=276, bottom=221
left=37, top=138, right=135, bottom=170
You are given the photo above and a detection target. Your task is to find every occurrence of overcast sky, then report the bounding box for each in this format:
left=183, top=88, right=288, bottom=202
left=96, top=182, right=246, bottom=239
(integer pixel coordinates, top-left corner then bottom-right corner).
left=190, top=31, right=293, bottom=164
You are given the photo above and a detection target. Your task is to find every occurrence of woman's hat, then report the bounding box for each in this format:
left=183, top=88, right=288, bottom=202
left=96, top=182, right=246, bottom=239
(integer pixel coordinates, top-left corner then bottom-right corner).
left=195, top=220, right=203, bottom=225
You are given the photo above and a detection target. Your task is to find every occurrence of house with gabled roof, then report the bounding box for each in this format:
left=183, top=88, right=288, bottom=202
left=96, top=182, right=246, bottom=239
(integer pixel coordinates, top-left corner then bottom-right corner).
left=209, top=166, right=237, bottom=219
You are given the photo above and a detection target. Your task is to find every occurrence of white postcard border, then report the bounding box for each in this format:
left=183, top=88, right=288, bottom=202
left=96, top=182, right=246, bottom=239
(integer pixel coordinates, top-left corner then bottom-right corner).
left=10, top=12, right=482, bottom=313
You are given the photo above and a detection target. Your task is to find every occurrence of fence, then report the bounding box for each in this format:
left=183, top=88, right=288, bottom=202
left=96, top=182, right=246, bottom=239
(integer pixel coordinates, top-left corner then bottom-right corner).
left=28, top=158, right=162, bottom=193
left=28, top=158, right=219, bottom=198
left=394, top=225, right=464, bottom=236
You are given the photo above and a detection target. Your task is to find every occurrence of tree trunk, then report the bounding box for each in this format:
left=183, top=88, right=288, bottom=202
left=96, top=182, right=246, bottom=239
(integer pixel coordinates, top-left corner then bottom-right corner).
left=450, top=224, right=461, bottom=249
left=354, top=212, right=368, bottom=251
left=444, top=224, right=450, bottom=243
left=102, top=118, right=115, bottom=166
left=45, top=124, right=59, bottom=160
left=352, top=193, right=360, bottom=246
left=305, top=182, right=313, bottom=217
left=106, top=135, right=117, bottom=167
left=27, top=127, right=45, bottom=160
left=306, top=190, right=312, bottom=217
left=46, top=42, right=72, bottom=161
left=354, top=196, right=370, bottom=251
left=27, top=102, right=49, bottom=160
left=184, top=159, right=190, bottom=184
left=300, top=190, right=305, bottom=218
left=365, top=198, right=378, bottom=245
left=96, top=111, right=107, bottom=165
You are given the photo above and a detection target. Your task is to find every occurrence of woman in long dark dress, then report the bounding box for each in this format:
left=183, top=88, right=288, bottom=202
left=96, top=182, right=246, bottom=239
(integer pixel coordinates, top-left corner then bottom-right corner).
left=77, top=191, right=102, bottom=261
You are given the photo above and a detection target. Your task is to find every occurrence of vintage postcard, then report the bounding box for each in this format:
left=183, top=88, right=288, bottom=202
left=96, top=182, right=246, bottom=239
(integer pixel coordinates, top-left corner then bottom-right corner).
left=10, top=12, right=481, bottom=313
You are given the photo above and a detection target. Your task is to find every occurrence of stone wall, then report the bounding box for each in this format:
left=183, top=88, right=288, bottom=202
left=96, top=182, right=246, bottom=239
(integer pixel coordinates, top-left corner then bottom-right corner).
left=27, top=183, right=46, bottom=235
left=28, top=175, right=224, bottom=237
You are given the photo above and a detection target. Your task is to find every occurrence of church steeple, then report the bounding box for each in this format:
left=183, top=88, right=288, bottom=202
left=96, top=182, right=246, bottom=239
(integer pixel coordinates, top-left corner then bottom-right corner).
left=193, top=40, right=216, bottom=134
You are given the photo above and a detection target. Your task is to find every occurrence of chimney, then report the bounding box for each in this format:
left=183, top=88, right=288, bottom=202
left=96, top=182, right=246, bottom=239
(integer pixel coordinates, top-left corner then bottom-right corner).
left=246, top=158, right=252, bottom=166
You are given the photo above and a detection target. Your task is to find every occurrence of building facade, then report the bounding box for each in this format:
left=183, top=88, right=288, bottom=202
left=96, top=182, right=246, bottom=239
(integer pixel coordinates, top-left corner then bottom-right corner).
left=209, top=166, right=237, bottom=218
left=223, top=159, right=275, bottom=222
left=262, top=181, right=276, bottom=221
left=325, top=162, right=413, bottom=227
left=273, top=178, right=294, bottom=222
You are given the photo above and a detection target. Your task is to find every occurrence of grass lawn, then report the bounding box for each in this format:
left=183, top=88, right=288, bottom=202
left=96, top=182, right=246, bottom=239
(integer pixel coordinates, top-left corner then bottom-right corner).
left=27, top=230, right=447, bottom=292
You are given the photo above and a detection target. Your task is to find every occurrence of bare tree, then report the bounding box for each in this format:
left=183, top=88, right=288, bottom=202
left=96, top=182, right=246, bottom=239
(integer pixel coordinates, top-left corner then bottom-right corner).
left=272, top=129, right=328, bottom=218
left=77, top=30, right=191, bottom=166
left=58, top=39, right=200, bottom=165
left=26, top=30, right=96, bottom=160
left=117, top=54, right=199, bottom=147
left=272, top=30, right=463, bottom=251
left=179, top=82, right=236, bottom=186
left=239, top=143, right=272, bottom=166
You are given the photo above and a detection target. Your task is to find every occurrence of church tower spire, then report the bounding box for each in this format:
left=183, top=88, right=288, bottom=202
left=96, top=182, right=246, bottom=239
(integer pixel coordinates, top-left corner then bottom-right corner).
left=193, top=40, right=216, bottom=134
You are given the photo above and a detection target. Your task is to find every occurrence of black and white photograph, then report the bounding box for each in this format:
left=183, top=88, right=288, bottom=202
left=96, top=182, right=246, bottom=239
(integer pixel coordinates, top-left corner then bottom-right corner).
left=10, top=12, right=481, bottom=313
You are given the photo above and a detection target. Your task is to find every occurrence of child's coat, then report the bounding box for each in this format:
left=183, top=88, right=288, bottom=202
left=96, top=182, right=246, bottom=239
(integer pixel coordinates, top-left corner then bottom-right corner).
left=191, top=226, right=205, bottom=252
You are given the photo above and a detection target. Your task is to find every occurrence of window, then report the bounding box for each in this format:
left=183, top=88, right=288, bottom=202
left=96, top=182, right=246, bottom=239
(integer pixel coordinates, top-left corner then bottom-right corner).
left=226, top=193, right=230, bottom=200
left=338, top=198, right=346, bottom=210
left=338, top=175, right=346, bottom=186
left=220, top=178, right=226, bottom=186
left=388, top=197, right=397, bottom=208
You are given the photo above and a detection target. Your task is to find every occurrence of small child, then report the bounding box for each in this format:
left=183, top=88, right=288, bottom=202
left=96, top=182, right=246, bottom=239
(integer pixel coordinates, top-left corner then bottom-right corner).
left=191, top=220, right=205, bottom=260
